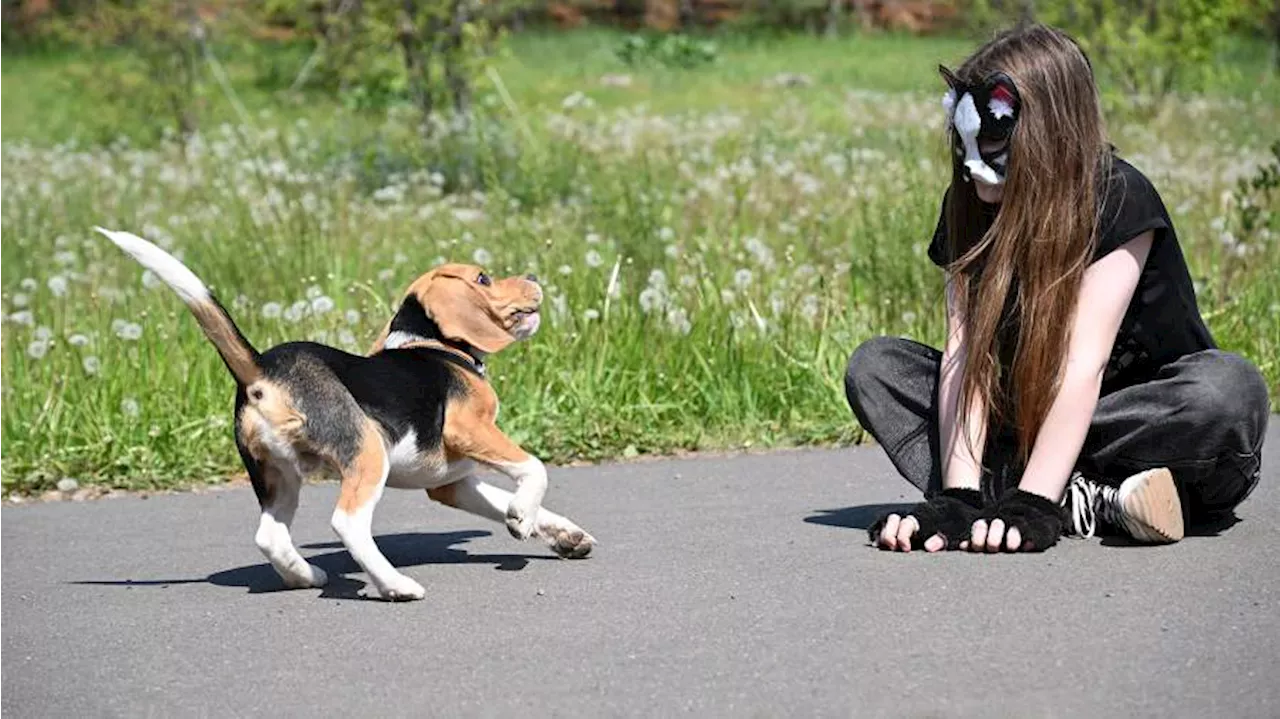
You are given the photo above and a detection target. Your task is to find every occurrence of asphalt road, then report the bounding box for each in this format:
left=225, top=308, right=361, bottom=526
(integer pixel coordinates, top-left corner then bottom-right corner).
left=4, top=422, right=1279, bottom=718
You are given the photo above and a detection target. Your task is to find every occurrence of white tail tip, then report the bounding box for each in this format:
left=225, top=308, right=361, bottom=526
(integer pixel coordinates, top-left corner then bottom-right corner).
left=94, top=226, right=209, bottom=305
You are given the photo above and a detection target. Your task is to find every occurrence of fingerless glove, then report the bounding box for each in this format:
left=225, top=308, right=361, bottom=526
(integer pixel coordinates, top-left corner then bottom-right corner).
left=982, top=488, right=1064, bottom=552
left=868, top=487, right=984, bottom=550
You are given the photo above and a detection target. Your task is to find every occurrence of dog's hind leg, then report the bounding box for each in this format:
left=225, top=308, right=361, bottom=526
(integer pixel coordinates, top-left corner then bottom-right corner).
left=238, top=426, right=327, bottom=590
left=254, top=462, right=329, bottom=589
left=330, top=419, right=425, bottom=601
left=427, top=476, right=595, bottom=559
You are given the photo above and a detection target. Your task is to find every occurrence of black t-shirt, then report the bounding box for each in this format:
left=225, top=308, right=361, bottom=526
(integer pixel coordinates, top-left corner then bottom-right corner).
left=926, top=156, right=1215, bottom=392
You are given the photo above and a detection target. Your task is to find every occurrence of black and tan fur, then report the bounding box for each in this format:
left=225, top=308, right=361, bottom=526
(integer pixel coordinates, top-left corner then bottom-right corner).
left=96, top=228, right=594, bottom=602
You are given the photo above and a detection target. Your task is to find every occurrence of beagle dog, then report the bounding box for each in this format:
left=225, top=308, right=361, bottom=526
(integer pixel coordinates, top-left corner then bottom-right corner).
left=95, top=228, right=595, bottom=601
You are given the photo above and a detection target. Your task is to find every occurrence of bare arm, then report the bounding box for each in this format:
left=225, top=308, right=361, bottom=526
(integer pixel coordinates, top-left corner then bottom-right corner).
left=873, top=274, right=989, bottom=552
left=938, top=275, right=985, bottom=491
left=970, top=230, right=1154, bottom=553
left=1016, top=231, right=1153, bottom=503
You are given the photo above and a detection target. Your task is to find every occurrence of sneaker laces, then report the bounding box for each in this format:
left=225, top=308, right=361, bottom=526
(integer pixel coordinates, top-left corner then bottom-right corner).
left=1066, top=474, right=1122, bottom=538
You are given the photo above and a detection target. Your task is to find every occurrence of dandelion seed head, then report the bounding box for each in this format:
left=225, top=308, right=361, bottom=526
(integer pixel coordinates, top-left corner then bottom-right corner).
left=261, top=302, right=282, bottom=319
left=585, top=250, right=604, bottom=268
left=20, top=278, right=37, bottom=292
left=48, top=276, right=68, bottom=297
left=583, top=308, right=600, bottom=321
left=345, top=309, right=361, bottom=325
left=116, top=322, right=143, bottom=341
left=34, top=325, right=53, bottom=340
left=121, top=398, right=140, bottom=417
left=472, top=248, right=493, bottom=265
left=800, top=295, right=820, bottom=322
left=666, top=307, right=692, bottom=335
left=551, top=294, right=568, bottom=320
left=12, top=293, right=30, bottom=308
left=310, top=295, right=335, bottom=314
left=733, top=268, right=753, bottom=289
left=284, top=301, right=308, bottom=323
left=83, top=355, right=101, bottom=375
left=26, top=339, right=49, bottom=359
left=68, top=333, right=90, bottom=347
left=639, top=287, right=665, bottom=314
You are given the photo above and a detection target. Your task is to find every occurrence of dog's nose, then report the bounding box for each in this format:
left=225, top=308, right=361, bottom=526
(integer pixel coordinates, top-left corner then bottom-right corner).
left=525, top=273, right=539, bottom=283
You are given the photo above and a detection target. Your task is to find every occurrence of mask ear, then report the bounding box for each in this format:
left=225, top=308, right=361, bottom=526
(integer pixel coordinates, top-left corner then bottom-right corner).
left=421, top=279, right=514, bottom=355
left=938, top=65, right=960, bottom=90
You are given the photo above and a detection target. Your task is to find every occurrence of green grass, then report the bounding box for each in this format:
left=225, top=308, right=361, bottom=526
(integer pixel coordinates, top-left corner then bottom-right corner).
left=2, top=30, right=1278, bottom=494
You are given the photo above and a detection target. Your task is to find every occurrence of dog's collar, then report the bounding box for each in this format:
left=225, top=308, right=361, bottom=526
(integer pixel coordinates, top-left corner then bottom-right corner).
left=383, top=330, right=486, bottom=377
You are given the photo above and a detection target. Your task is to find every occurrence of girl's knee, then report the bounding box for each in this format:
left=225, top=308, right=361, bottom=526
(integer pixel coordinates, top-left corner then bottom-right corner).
left=844, top=336, right=902, bottom=387
left=1180, top=351, right=1269, bottom=443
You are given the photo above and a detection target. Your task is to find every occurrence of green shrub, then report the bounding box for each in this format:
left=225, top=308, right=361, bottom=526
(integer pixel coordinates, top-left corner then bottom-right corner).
left=616, top=33, right=719, bottom=70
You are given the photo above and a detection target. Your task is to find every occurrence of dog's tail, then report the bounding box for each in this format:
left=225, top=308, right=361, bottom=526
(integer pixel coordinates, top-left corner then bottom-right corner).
left=95, top=227, right=262, bottom=386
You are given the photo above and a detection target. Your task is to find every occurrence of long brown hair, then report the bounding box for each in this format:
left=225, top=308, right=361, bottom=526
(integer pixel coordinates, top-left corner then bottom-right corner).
left=943, top=24, right=1112, bottom=461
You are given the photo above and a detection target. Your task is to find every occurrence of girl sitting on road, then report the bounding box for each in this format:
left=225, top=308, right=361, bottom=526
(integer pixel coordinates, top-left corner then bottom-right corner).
left=843, top=23, right=1269, bottom=553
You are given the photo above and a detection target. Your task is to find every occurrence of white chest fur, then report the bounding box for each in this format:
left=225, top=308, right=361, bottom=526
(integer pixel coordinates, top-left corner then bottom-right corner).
left=383, top=430, right=475, bottom=490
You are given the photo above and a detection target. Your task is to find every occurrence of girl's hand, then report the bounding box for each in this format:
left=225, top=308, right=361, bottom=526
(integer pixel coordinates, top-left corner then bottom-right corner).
left=962, top=489, right=1063, bottom=553
left=873, top=513, right=948, bottom=552
left=868, top=488, right=984, bottom=553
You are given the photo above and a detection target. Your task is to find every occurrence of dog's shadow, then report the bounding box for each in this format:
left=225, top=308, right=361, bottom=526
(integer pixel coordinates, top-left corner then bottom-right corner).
left=72, top=530, right=556, bottom=600
left=804, top=503, right=914, bottom=531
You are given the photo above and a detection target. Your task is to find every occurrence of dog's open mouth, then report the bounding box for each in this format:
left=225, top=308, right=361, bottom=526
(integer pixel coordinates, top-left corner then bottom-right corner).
left=511, top=308, right=541, bottom=339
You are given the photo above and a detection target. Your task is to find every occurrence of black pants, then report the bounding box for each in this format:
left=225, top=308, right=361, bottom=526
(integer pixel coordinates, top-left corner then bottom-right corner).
left=844, top=337, right=1270, bottom=525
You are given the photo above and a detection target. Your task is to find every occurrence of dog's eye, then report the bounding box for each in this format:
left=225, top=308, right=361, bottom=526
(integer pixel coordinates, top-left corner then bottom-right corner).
left=476, top=273, right=491, bottom=286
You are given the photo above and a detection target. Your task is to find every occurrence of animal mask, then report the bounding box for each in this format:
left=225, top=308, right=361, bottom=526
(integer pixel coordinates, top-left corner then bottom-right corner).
left=940, top=66, right=1021, bottom=186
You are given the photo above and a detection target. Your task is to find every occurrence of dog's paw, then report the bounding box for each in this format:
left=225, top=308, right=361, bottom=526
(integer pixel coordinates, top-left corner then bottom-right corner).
left=505, top=503, right=537, bottom=541
left=375, top=574, right=426, bottom=602
left=543, top=525, right=595, bottom=559
left=281, top=563, right=328, bottom=589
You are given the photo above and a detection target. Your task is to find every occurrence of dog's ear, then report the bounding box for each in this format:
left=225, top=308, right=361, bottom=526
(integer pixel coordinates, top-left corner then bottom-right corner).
left=421, top=278, right=515, bottom=354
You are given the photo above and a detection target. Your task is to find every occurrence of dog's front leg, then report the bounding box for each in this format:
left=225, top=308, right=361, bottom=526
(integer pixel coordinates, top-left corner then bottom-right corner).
left=427, top=475, right=595, bottom=558
left=445, top=422, right=547, bottom=540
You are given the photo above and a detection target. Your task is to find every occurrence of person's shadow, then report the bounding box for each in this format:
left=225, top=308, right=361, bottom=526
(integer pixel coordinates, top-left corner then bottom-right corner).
left=71, top=530, right=557, bottom=600
left=1099, top=512, right=1242, bottom=547
left=804, top=503, right=914, bottom=531
left=809, top=503, right=1244, bottom=546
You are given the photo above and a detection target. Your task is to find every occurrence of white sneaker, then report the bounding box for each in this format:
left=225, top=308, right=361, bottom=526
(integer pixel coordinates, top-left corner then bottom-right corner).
left=1065, top=468, right=1185, bottom=543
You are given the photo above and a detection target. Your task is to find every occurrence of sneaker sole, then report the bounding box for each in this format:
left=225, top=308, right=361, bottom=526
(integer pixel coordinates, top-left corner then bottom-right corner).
left=1119, top=468, right=1185, bottom=543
